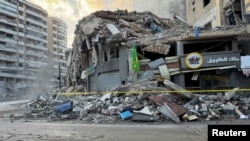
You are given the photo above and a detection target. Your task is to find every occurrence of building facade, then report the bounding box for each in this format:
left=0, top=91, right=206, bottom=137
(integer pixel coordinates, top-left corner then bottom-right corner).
left=0, top=0, right=49, bottom=96
left=181, top=0, right=250, bottom=90
left=47, top=17, right=68, bottom=92
left=186, top=0, right=247, bottom=28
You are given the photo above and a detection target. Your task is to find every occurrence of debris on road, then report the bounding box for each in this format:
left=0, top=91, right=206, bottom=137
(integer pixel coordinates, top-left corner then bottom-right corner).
left=10, top=83, right=248, bottom=124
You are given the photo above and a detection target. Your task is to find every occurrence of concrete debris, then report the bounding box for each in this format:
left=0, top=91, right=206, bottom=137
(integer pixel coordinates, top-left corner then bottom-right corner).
left=158, top=103, right=180, bottom=123
left=224, top=87, right=239, bottom=101
left=132, top=112, right=156, bottom=122
left=13, top=84, right=250, bottom=124
left=187, top=115, right=198, bottom=121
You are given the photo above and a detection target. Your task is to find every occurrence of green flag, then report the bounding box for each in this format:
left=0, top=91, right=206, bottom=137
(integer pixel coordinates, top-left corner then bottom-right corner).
left=131, top=44, right=140, bottom=72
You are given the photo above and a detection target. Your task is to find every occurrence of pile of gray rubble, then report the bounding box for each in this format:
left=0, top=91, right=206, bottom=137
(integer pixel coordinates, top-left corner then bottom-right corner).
left=16, top=81, right=249, bottom=124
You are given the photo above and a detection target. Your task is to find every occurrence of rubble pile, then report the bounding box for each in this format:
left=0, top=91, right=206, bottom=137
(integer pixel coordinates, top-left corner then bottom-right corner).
left=16, top=82, right=250, bottom=124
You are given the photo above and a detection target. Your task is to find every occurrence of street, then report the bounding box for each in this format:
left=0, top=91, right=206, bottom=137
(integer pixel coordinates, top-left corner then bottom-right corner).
left=0, top=100, right=249, bottom=141
left=0, top=120, right=207, bottom=141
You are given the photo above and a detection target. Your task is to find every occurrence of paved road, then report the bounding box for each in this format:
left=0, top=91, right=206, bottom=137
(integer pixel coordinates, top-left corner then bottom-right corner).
left=0, top=120, right=207, bottom=141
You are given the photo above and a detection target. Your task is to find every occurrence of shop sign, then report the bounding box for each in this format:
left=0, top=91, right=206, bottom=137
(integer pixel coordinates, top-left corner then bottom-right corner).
left=185, top=52, right=204, bottom=69
left=207, top=56, right=240, bottom=64
left=181, top=51, right=241, bottom=69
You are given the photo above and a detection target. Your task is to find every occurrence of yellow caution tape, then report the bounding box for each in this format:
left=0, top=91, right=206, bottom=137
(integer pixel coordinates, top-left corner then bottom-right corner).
left=59, top=88, right=250, bottom=96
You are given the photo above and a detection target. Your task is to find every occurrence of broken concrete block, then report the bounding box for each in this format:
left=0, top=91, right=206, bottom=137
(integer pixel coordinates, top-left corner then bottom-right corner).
left=148, top=58, right=165, bottom=69
left=158, top=65, right=170, bottom=80
left=158, top=103, right=180, bottom=123
left=134, top=106, right=153, bottom=115
left=106, top=23, right=120, bottom=35
left=100, top=93, right=111, bottom=102
left=139, top=70, right=154, bottom=81
left=222, top=102, right=235, bottom=111
left=182, top=113, right=188, bottom=120
left=132, top=112, right=155, bottom=122
left=208, top=108, right=218, bottom=118
left=112, top=97, right=119, bottom=104
left=224, top=87, right=239, bottom=100
left=65, top=86, right=74, bottom=93
left=72, top=106, right=84, bottom=112
left=187, top=115, right=198, bottom=121
left=101, top=109, right=110, bottom=116
left=235, top=106, right=249, bottom=119
left=79, top=110, right=88, bottom=119
left=108, top=106, right=119, bottom=115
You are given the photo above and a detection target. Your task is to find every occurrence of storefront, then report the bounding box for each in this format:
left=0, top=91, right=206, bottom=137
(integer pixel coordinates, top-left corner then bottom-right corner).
left=179, top=51, right=241, bottom=90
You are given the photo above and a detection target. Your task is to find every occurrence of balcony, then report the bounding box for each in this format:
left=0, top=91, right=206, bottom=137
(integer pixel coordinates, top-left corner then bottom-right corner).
left=59, top=59, right=67, bottom=64
left=53, top=51, right=57, bottom=55
left=58, top=52, right=65, bottom=57
left=1, top=0, right=17, bottom=7
left=0, top=16, right=17, bottom=26
left=27, top=60, right=47, bottom=68
left=26, top=43, right=48, bottom=51
left=0, top=8, right=16, bottom=18
left=26, top=9, right=47, bottom=21
left=53, top=37, right=58, bottom=41
left=26, top=34, right=44, bottom=42
left=0, top=72, right=25, bottom=79
left=0, top=27, right=16, bottom=34
left=26, top=17, right=47, bottom=29
left=0, top=44, right=16, bottom=53
left=0, top=65, right=24, bottom=71
left=26, top=25, right=43, bottom=32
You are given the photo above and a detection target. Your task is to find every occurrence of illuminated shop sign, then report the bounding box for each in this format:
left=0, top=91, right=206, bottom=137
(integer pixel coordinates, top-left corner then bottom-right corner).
left=185, top=52, right=204, bottom=69
left=181, top=51, right=241, bottom=69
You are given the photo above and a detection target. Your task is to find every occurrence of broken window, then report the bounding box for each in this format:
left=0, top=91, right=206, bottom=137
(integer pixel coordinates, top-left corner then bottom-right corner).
left=204, top=21, right=212, bottom=29
left=103, top=45, right=119, bottom=61
left=203, top=0, right=210, bottom=7
left=192, top=0, right=195, bottom=5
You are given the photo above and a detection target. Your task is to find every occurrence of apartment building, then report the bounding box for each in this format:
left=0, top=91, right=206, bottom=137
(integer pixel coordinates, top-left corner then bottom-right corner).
left=47, top=17, right=68, bottom=92
left=0, top=0, right=48, bottom=96
left=174, top=0, right=250, bottom=90
left=186, top=0, right=246, bottom=28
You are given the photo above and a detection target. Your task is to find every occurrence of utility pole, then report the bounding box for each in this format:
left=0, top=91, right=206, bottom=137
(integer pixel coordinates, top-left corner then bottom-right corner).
left=58, top=65, right=61, bottom=90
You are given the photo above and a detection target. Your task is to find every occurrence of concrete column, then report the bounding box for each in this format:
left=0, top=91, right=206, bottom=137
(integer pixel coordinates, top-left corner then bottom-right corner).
left=175, top=41, right=185, bottom=88
left=216, top=0, right=224, bottom=26
left=231, top=38, right=238, bottom=51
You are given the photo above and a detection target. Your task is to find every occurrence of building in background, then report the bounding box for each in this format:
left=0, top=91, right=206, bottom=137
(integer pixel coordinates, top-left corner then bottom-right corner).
left=133, top=0, right=186, bottom=20
left=0, top=0, right=49, bottom=96
left=186, top=0, right=247, bottom=28
left=47, top=17, right=68, bottom=93
left=0, top=0, right=68, bottom=97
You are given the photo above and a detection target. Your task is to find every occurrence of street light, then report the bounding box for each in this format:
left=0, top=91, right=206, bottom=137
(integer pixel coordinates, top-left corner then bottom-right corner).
left=58, top=65, right=61, bottom=90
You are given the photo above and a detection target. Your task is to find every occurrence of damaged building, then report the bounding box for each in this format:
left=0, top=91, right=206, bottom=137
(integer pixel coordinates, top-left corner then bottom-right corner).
left=15, top=1, right=250, bottom=124
left=65, top=8, right=250, bottom=93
